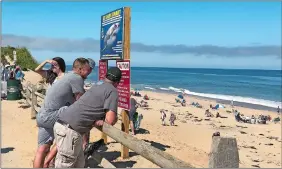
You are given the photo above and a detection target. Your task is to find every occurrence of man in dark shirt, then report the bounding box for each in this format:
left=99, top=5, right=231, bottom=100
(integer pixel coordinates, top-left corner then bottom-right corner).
left=52, top=67, right=121, bottom=168
left=129, top=97, right=139, bottom=135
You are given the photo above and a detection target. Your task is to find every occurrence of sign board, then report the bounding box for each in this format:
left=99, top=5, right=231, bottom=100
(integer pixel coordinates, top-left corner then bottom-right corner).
left=98, top=60, right=108, bottom=81
left=116, top=60, right=130, bottom=110
left=100, top=8, right=124, bottom=60
left=13, top=50, right=16, bottom=55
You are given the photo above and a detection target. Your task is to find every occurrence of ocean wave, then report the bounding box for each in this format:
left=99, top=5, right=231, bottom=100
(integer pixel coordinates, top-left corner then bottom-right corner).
left=144, top=87, right=156, bottom=90
left=143, top=85, right=281, bottom=109
left=182, top=89, right=281, bottom=108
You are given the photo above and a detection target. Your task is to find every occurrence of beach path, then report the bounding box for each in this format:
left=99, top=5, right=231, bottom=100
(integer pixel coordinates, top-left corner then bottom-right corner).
left=1, top=99, right=37, bottom=167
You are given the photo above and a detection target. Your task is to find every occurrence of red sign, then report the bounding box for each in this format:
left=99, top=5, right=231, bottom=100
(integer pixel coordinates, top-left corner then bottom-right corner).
left=116, top=60, right=130, bottom=110
left=99, top=60, right=108, bottom=81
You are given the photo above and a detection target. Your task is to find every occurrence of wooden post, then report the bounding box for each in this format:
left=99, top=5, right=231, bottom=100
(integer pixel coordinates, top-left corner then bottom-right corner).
left=121, top=110, right=130, bottom=159
left=209, top=136, right=239, bottom=168
left=119, top=6, right=131, bottom=160
left=31, top=84, right=37, bottom=119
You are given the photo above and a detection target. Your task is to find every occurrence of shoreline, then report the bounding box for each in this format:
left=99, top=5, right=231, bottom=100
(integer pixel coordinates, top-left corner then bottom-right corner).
left=139, top=88, right=281, bottom=113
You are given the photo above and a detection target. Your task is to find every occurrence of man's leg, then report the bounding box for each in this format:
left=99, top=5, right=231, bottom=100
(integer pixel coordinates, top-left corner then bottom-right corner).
left=33, top=127, right=53, bottom=168
left=54, top=122, right=83, bottom=168
left=83, top=132, right=90, bottom=150
left=129, top=120, right=135, bottom=135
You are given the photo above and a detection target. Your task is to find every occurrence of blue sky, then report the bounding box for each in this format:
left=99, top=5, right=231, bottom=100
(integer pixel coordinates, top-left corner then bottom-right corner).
left=2, top=1, right=281, bottom=69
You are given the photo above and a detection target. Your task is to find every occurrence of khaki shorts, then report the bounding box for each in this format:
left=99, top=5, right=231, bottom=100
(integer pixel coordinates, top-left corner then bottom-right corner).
left=53, top=122, right=85, bottom=168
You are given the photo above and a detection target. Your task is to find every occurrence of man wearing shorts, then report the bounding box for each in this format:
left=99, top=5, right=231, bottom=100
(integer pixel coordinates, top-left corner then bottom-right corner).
left=33, top=58, right=92, bottom=168
left=51, top=67, right=121, bottom=168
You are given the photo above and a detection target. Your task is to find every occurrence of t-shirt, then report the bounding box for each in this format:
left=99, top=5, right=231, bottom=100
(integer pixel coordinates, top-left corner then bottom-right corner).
left=36, top=73, right=85, bottom=128
left=59, top=81, right=118, bottom=135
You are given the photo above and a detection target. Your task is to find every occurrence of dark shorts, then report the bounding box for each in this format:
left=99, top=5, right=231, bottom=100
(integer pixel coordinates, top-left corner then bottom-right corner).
left=36, top=106, right=68, bottom=146
left=129, top=111, right=138, bottom=121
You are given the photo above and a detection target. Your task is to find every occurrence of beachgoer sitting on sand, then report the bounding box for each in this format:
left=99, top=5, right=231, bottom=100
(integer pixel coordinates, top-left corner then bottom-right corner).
left=205, top=109, right=214, bottom=117
left=134, top=91, right=141, bottom=97
left=181, top=99, right=186, bottom=107
left=140, top=100, right=148, bottom=107
left=272, top=116, right=280, bottom=124
left=257, top=115, right=267, bottom=124
left=175, top=98, right=181, bottom=103
left=250, top=115, right=256, bottom=124
left=234, top=111, right=243, bottom=122
left=169, top=112, right=176, bottom=126
left=267, top=115, right=271, bottom=121
left=144, top=94, right=149, bottom=100
left=160, top=109, right=167, bottom=126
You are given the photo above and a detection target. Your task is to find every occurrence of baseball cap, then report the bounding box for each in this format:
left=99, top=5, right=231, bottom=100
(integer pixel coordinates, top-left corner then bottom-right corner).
left=106, top=67, right=122, bottom=82
left=87, top=58, right=96, bottom=69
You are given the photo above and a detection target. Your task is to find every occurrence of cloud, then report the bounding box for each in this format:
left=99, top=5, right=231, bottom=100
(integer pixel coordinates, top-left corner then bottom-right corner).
left=1, top=34, right=281, bottom=57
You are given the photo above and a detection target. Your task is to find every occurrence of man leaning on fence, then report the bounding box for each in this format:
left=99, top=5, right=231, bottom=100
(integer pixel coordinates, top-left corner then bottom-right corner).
left=44, top=67, right=122, bottom=168
left=33, top=58, right=92, bottom=168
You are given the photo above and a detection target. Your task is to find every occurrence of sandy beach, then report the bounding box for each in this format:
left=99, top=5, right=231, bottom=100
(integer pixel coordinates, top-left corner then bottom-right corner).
left=1, top=70, right=281, bottom=168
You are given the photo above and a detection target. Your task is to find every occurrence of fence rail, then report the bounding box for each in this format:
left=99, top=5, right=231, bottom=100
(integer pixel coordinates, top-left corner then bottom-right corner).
left=21, top=82, right=239, bottom=168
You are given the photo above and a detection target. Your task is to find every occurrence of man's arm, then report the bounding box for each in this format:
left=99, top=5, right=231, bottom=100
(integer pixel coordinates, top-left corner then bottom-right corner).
left=70, top=76, right=85, bottom=101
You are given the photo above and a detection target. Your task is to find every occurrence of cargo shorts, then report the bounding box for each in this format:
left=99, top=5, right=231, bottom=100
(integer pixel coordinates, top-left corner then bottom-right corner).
left=53, top=122, right=85, bottom=168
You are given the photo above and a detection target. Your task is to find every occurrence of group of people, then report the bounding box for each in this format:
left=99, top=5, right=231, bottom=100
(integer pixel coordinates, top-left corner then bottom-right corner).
left=1, top=63, right=25, bottom=82
left=160, top=109, right=176, bottom=126
left=32, top=57, right=122, bottom=168
left=1, top=63, right=25, bottom=98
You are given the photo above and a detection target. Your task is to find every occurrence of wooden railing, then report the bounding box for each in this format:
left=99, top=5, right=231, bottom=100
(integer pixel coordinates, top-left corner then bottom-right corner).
left=21, top=82, right=240, bottom=168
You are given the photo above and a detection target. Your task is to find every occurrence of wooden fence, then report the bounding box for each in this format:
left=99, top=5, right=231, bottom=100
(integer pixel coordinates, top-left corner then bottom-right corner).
left=21, top=82, right=240, bottom=168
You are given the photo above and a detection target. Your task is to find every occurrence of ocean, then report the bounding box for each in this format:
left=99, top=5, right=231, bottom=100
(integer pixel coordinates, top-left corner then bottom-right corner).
left=66, top=65, right=281, bottom=110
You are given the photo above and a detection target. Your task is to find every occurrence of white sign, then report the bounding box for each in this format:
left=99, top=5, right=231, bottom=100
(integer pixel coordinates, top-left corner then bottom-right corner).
left=117, top=61, right=130, bottom=71
left=13, top=50, right=16, bottom=55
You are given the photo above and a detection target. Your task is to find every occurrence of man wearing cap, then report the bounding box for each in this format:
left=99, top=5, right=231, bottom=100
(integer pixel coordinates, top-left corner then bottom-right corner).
left=48, top=67, right=122, bottom=168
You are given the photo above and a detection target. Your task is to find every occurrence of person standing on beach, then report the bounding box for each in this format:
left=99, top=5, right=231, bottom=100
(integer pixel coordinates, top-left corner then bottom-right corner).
left=35, top=57, right=66, bottom=86
left=33, top=58, right=91, bottom=168
left=129, top=96, right=140, bottom=135
left=160, top=109, right=167, bottom=126
left=46, top=67, right=121, bottom=168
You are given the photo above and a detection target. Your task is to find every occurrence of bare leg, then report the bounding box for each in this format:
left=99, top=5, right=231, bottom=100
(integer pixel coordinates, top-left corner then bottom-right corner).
left=33, top=144, right=51, bottom=168
left=130, top=121, right=135, bottom=135
left=83, top=132, right=90, bottom=150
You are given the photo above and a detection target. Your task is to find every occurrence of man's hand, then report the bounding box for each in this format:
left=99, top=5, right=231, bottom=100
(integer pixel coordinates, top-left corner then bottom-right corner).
left=43, top=159, right=50, bottom=168
left=93, top=120, right=104, bottom=127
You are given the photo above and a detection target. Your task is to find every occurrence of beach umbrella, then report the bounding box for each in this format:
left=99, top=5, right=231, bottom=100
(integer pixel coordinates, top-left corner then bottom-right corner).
left=177, top=94, right=184, bottom=99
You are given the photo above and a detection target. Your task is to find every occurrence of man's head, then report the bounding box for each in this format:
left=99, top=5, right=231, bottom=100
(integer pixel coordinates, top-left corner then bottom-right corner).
left=72, top=58, right=92, bottom=79
left=87, top=58, right=96, bottom=74
left=105, top=67, right=122, bottom=88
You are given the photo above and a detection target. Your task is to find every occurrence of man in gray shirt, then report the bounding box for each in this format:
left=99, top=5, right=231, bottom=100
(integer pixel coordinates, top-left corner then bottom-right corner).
left=33, top=58, right=92, bottom=168
left=50, top=67, right=121, bottom=168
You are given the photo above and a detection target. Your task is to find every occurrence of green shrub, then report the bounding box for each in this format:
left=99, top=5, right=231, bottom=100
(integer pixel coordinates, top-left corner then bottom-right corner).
left=1, top=46, right=38, bottom=70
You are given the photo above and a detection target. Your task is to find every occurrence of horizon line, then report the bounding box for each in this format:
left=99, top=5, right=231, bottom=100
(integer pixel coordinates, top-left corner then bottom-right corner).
left=63, top=65, right=281, bottom=71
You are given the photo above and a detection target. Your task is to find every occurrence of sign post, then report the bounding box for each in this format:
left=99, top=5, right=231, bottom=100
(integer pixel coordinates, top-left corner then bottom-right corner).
left=99, top=7, right=131, bottom=159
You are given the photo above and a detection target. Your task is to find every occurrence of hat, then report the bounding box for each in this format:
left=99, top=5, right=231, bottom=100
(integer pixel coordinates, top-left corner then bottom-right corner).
left=87, top=58, right=96, bottom=69
left=106, top=67, right=122, bottom=82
